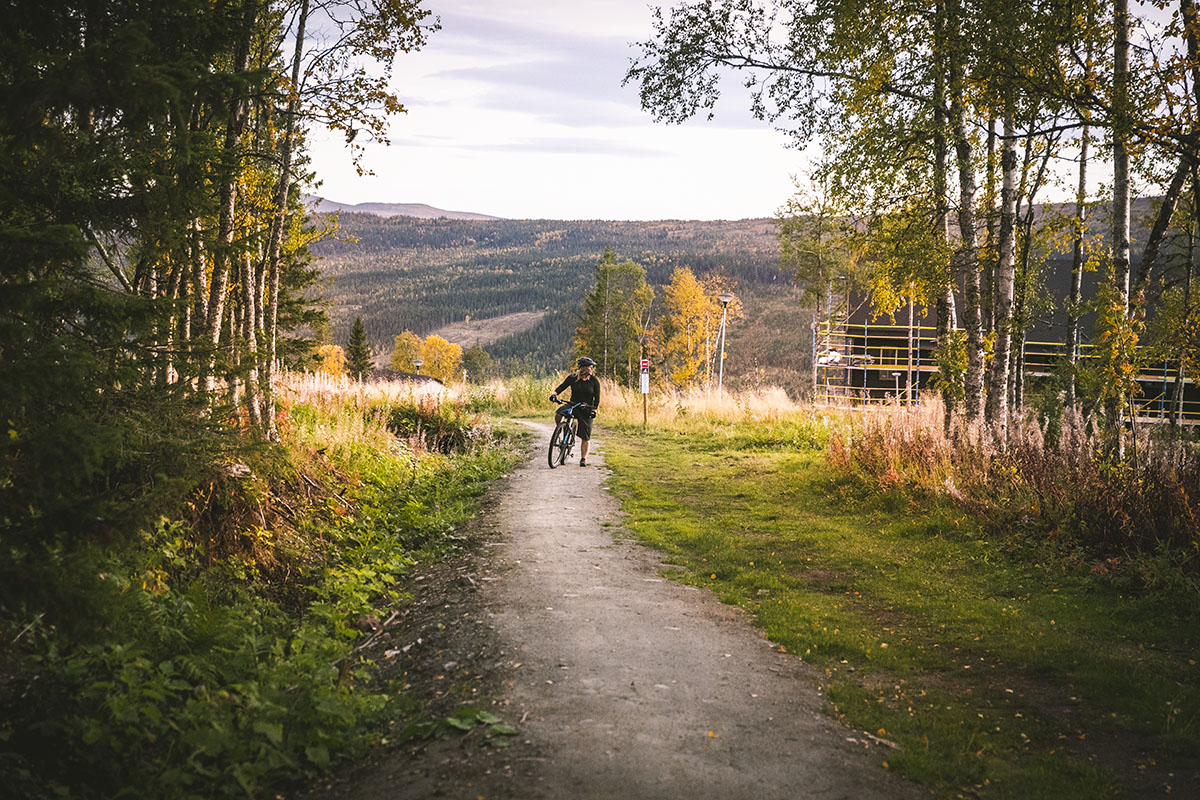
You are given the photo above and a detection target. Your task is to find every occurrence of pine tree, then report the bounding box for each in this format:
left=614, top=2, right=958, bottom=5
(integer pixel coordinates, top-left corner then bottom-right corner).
left=346, top=316, right=373, bottom=380
left=462, top=345, right=493, bottom=383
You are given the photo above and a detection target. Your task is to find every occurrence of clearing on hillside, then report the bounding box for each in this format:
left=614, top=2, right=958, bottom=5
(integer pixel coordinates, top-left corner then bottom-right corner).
left=427, top=310, right=547, bottom=348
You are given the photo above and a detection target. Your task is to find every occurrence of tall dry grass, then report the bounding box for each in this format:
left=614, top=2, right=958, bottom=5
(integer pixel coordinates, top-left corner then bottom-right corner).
left=829, top=395, right=1200, bottom=589
left=276, top=371, right=482, bottom=460
left=599, top=379, right=808, bottom=425
left=455, top=376, right=812, bottom=425
left=278, top=370, right=451, bottom=408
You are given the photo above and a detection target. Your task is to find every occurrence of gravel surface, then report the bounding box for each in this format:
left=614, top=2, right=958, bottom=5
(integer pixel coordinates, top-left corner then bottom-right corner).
left=303, top=423, right=926, bottom=799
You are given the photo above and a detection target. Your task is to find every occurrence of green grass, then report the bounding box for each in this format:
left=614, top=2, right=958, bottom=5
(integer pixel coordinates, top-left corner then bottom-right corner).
left=603, top=420, right=1200, bottom=799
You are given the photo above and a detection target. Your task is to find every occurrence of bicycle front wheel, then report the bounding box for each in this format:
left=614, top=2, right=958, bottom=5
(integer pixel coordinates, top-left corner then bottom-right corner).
left=548, top=421, right=570, bottom=468
left=564, top=422, right=577, bottom=461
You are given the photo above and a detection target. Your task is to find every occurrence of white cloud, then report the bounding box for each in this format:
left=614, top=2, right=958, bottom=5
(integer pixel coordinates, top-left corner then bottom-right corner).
left=304, top=0, right=813, bottom=220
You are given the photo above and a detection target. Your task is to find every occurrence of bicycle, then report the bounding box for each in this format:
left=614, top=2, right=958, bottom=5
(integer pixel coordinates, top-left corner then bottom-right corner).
left=548, top=400, right=593, bottom=468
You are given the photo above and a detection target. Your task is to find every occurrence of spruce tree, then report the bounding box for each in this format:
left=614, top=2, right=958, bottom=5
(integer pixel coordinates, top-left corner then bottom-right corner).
left=462, top=345, right=493, bottom=383
left=346, top=316, right=373, bottom=380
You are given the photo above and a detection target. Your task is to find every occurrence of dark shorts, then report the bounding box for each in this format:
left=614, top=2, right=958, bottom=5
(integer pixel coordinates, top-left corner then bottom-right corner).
left=556, top=410, right=594, bottom=441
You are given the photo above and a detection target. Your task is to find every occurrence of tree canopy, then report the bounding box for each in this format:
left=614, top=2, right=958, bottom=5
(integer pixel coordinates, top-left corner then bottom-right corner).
left=0, top=0, right=436, bottom=546
left=628, top=0, right=1200, bottom=439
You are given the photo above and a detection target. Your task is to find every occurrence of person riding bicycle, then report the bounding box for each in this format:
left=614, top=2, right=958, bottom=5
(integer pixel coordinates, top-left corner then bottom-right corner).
left=550, top=356, right=600, bottom=466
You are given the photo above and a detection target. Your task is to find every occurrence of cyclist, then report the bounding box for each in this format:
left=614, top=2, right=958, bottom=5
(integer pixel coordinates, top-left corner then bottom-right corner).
left=550, top=356, right=600, bottom=466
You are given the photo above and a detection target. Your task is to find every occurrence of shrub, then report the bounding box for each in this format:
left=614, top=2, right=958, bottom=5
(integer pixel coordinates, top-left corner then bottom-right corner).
left=386, top=396, right=489, bottom=454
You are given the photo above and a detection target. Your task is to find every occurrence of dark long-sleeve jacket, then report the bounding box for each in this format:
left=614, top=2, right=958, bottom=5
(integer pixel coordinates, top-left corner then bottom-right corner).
left=554, top=373, right=600, bottom=414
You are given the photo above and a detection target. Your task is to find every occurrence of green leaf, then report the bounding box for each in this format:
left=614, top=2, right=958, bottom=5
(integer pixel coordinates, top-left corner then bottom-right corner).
left=444, top=716, right=475, bottom=731
left=252, top=720, right=284, bottom=745
left=306, top=744, right=331, bottom=768
left=475, top=710, right=502, bottom=725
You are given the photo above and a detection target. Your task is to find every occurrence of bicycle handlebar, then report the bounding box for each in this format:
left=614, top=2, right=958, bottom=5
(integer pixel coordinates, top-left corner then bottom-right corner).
left=552, top=398, right=595, bottom=412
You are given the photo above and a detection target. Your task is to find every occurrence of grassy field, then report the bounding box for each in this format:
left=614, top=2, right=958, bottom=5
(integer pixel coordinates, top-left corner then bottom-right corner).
left=600, top=410, right=1200, bottom=799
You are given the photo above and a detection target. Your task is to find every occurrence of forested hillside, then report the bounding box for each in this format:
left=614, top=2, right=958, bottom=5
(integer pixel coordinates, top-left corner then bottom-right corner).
left=311, top=213, right=793, bottom=374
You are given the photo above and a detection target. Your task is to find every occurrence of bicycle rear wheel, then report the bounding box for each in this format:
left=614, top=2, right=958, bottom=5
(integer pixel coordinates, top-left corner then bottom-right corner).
left=548, top=421, right=570, bottom=468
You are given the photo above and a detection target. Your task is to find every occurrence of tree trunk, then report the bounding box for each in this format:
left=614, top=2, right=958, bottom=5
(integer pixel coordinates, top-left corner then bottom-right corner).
left=949, top=0, right=983, bottom=421
left=190, top=217, right=207, bottom=341
left=933, top=0, right=952, bottom=423
left=162, top=258, right=184, bottom=385
left=1171, top=208, right=1192, bottom=431
left=983, top=116, right=998, bottom=335
left=1183, top=0, right=1200, bottom=143
left=1110, top=0, right=1132, bottom=456
left=1132, top=159, right=1190, bottom=305
left=907, top=292, right=915, bottom=405
left=1011, top=202, right=1025, bottom=416
left=986, top=109, right=1018, bottom=443
left=262, top=0, right=309, bottom=439
left=1010, top=121, right=1055, bottom=417
left=1067, top=124, right=1090, bottom=408
left=1013, top=331, right=1026, bottom=411
left=705, top=314, right=711, bottom=385
left=1113, top=0, right=1131, bottom=309
left=1172, top=0, right=1200, bottom=432
left=205, top=0, right=257, bottom=349
left=1173, top=168, right=1199, bottom=430
left=240, top=248, right=262, bottom=429
left=228, top=263, right=242, bottom=407
left=811, top=299, right=819, bottom=402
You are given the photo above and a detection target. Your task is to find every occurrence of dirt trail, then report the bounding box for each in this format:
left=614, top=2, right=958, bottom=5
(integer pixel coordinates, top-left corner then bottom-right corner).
left=311, top=424, right=925, bottom=799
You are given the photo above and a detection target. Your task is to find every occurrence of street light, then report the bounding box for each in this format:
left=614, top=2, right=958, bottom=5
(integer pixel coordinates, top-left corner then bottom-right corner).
left=413, top=358, right=424, bottom=375
left=891, top=371, right=901, bottom=402
left=716, top=292, right=736, bottom=392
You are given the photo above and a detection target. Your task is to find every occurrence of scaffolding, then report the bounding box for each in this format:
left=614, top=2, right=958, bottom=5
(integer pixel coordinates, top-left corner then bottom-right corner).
left=812, top=319, right=1200, bottom=422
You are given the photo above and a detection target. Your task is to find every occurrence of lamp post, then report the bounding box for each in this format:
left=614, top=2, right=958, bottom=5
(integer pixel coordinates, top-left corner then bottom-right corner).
left=413, top=358, right=424, bottom=376
left=892, top=371, right=901, bottom=402
left=716, top=292, right=735, bottom=391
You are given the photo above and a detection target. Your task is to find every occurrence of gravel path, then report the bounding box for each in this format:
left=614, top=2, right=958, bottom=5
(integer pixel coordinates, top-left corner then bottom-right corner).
left=310, top=423, right=925, bottom=799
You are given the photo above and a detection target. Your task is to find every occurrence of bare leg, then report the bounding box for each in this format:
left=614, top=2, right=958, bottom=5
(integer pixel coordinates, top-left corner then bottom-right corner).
left=580, top=440, right=589, bottom=459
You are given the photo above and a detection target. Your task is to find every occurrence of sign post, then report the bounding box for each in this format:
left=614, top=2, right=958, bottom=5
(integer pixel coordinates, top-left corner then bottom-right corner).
left=640, top=358, right=650, bottom=427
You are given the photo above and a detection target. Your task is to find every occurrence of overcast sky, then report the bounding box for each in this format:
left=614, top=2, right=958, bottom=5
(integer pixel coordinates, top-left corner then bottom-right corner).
left=303, top=0, right=815, bottom=221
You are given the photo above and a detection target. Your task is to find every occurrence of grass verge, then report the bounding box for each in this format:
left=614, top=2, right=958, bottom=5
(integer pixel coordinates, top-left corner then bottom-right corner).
left=603, top=418, right=1200, bottom=799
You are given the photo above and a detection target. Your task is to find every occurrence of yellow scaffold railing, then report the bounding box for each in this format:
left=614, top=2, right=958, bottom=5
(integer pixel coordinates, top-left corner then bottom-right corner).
left=812, top=320, right=1200, bottom=421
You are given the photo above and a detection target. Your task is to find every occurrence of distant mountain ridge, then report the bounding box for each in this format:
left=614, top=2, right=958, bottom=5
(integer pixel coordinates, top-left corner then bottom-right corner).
left=304, top=195, right=501, bottom=221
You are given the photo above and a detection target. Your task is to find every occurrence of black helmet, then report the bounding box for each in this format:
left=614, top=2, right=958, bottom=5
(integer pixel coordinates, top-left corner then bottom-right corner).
left=577, top=357, right=596, bottom=368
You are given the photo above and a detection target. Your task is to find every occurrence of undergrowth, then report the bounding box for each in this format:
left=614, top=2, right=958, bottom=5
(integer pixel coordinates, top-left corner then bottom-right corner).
left=0, top=385, right=520, bottom=799
left=827, top=399, right=1200, bottom=597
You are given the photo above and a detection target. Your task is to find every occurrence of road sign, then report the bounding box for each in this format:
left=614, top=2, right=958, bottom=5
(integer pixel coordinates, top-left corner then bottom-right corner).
left=640, top=372, right=649, bottom=394
left=640, top=359, right=649, bottom=370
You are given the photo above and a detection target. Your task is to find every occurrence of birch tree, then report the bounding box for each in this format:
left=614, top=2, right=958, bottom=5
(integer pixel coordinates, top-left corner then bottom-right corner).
left=653, top=267, right=718, bottom=388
